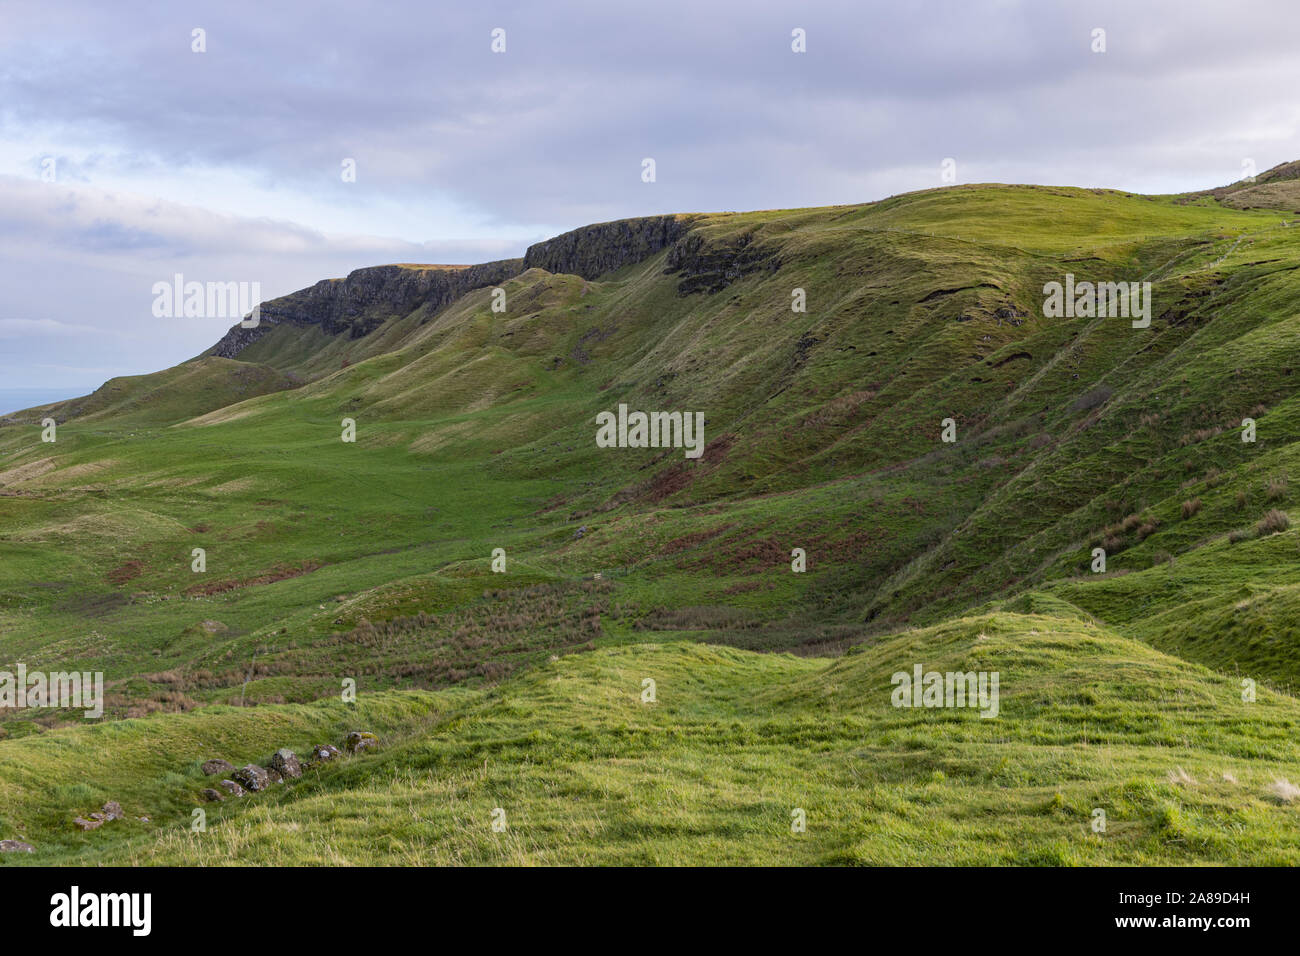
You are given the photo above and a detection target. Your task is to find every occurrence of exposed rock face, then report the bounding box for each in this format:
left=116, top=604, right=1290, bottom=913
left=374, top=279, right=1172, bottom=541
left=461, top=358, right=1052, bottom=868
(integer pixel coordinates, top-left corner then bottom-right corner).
left=208, top=259, right=523, bottom=359
left=664, top=229, right=779, bottom=294
left=523, top=215, right=697, bottom=279
left=205, top=215, right=710, bottom=365
left=232, top=764, right=271, bottom=792
left=202, top=758, right=236, bottom=776
left=345, top=731, right=378, bottom=754
left=269, top=748, right=302, bottom=779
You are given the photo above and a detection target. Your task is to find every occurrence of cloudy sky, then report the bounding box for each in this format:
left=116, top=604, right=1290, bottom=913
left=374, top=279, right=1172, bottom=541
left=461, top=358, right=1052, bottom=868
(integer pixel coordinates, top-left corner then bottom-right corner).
left=1, top=0, right=1298, bottom=409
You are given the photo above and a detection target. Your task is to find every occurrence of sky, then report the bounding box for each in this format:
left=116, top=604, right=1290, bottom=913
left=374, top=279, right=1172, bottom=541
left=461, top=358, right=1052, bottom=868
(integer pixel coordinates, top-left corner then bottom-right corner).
left=2, top=0, right=1299, bottom=408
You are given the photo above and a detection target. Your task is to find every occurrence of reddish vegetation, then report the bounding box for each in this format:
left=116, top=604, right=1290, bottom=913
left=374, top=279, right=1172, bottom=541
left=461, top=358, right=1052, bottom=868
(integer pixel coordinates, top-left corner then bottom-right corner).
left=642, top=462, right=694, bottom=503
left=106, top=559, right=144, bottom=586
left=661, top=524, right=734, bottom=555
left=537, top=492, right=570, bottom=514
left=619, top=434, right=739, bottom=506
left=183, top=561, right=323, bottom=597
left=703, top=432, right=736, bottom=464
left=675, top=526, right=884, bottom=574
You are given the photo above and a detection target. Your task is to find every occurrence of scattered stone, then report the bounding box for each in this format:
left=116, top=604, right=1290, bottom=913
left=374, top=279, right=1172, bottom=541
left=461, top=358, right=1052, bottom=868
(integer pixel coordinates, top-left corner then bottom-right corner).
left=345, top=731, right=379, bottom=754
left=72, top=802, right=125, bottom=831
left=269, top=748, right=302, bottom=779
left=0, top=840, right=34, bottom=853
left=232, top=764, right=271, bottom=792
left=199, top=788, right=224, bottom=803
left=218, top=779, right=245, bottom=797
left=573, top=526, right=587, bottom=539
left=264, top=766, right=284, bottom=784
left=312, top=744, right=342, bottom=761
left=202, top=758, right=236, bottom=776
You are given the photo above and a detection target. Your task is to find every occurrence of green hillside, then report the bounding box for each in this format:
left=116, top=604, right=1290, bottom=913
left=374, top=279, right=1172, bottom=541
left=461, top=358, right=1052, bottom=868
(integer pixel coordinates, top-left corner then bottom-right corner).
left=1, top=179, right=1298, bottom=864
left=3, top=616, right=1298, bottom=866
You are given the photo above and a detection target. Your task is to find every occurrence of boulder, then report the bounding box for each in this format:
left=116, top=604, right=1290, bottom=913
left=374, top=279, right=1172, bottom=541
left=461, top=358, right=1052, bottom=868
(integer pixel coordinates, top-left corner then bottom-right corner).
left=199, top=788, right=224, bottom=803
left=232, top=764, right=271, bottom=792
left=312, top=743, right=342, bottom=761
left=264, top=766, right=284, bottom=784
left=0, top=840, right=34, bottom=853
left=218, top=779, right=245, bottom=797
left=73, top=802, right=125, bottom=831
left=202, top=758, right=236, bottom=776
left=345, top=731, right=379, bottom=754
left=269, top=748, right=302, bottom=779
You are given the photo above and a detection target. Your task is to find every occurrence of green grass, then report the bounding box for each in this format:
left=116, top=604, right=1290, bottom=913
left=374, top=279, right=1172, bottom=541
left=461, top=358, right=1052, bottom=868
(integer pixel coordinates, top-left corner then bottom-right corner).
left=2, top=180, right=1300, bottom=863
left=2, top=614, right=1298, bottom=865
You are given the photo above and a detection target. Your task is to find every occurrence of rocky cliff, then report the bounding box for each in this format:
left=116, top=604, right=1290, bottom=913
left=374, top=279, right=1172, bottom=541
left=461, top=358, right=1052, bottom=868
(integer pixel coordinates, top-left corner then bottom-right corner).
left=208, top=259, right=523, bottom=359
left=522, top=214, right=697, bottom=279
left=209, top=214, right=707, bottom=361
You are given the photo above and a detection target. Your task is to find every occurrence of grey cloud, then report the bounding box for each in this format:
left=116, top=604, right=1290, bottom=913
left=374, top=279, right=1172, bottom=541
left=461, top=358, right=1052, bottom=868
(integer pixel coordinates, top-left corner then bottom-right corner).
left=0, top=0, right=1298, bottom=394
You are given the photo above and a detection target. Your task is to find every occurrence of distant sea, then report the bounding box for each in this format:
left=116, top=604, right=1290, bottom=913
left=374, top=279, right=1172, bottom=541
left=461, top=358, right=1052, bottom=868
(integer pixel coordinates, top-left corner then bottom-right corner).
left=0, top=387, right=88, bottom=416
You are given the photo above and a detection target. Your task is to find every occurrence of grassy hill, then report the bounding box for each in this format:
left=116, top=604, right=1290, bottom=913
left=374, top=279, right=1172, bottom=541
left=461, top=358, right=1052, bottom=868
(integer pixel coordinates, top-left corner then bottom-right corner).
left=3, top=616, right=1299, bottom=866
left=1, top=178, right=1298, bottom=864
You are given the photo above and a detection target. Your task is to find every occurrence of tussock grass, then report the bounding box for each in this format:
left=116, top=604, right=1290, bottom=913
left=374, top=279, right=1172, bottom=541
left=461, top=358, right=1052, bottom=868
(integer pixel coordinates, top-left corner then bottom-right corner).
left=3, top=183, right=1300, bottom=864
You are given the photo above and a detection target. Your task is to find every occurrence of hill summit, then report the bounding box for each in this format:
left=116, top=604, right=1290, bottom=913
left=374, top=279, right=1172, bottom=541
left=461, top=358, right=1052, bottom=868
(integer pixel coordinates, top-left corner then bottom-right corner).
left=2, top=174, right=1300, bottom=865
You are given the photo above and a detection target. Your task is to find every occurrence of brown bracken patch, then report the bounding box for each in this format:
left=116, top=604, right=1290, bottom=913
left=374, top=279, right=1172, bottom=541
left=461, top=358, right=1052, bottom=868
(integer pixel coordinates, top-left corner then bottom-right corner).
left=106, top=559, right=144, bottom=586
left=184, top=561, right=323, bottom=597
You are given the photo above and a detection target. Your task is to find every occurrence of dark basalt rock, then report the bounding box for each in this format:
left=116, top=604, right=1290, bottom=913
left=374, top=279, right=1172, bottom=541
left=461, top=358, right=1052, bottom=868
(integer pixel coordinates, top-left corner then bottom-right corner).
left=207, top=259, right=524, bottom=359
left=523, top=215, right=697, bottom=280
left=664, top=230, right=778, bottom=294
left=232, top=764, right=271, bottom=792
left=269, top=748, right=302, bottom=779
left=345, top=731, right=379, bottom=754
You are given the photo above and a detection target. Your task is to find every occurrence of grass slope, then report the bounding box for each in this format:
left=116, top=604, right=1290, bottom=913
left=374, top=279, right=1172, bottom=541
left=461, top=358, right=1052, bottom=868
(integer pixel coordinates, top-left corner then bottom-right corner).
left=1, top=179, right=1299, bottom=864
left=2, top=614, right=1297, bottom=865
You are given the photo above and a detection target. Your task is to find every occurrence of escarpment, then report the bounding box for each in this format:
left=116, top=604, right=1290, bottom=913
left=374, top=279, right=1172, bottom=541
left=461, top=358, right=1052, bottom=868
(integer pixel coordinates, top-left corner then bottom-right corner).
left=522, top=214, right=697, bottom=279
left=208, top=259, right=523, bottom=358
